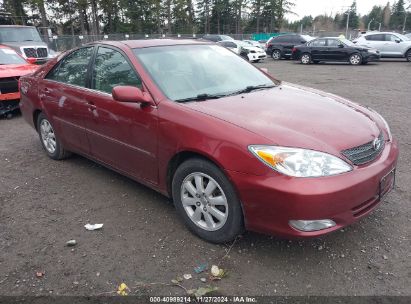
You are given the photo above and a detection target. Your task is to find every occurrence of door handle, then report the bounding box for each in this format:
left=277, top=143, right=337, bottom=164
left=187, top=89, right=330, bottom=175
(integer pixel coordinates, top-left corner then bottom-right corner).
left=87, top=102, right=97, bottom=111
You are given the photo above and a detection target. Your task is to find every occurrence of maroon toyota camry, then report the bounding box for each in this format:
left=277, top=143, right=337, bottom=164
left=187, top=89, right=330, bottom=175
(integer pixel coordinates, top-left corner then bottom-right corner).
left=19, top=39, right=398, bottom=243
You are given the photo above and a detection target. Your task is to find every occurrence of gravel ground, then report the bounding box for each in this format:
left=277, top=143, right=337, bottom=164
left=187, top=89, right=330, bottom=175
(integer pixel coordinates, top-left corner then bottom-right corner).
left=0, top=58, right=410, bottom=298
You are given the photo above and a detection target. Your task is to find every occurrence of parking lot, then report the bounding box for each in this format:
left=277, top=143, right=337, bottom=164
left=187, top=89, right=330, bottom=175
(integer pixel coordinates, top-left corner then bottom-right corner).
left=0, top=58, right=410, bottom=297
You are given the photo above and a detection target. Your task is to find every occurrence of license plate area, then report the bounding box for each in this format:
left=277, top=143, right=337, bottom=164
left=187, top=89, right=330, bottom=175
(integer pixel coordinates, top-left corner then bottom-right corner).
left=379, top=168, right=396, bottom=200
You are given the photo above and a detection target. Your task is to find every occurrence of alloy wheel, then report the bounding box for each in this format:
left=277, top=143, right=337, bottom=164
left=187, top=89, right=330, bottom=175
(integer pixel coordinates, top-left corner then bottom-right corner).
left=272, top=50, right=281, bottom=60
left=180, top=172, right=228, bottom=231
left=301, top=54, right=311, bottom=64
left=40, top=119, right=57, bottom=154
left=350, top=54, right=361, bottom=65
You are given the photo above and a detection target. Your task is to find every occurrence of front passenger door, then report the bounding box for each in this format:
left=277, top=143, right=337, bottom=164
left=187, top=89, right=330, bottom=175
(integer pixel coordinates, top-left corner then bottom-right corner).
left=83, top=46, right=159, bottom=184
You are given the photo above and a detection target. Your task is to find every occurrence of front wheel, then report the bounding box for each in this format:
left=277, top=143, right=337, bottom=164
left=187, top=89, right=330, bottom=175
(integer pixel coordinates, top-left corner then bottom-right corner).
left=349, top=53, right=362, bottom=65
left=37, top=112, right=71, bottom=160
left=271, top=50, right=281, bottom=60
left=300, top=53, right=311, bottom=64
left=172, top=158, right=244, bottom=243
left=406, top=50, right=411, bottom=62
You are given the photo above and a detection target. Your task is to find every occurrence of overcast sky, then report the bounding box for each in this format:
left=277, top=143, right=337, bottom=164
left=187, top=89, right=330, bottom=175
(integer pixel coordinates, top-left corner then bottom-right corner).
left=286, top=0, right=394, bottom=21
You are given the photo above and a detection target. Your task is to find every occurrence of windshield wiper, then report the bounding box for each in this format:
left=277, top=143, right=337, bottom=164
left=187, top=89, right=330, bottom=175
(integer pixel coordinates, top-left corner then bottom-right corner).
left=175, top=93, right=227, bottom=103
left=228, top=84, right=276, bottom=96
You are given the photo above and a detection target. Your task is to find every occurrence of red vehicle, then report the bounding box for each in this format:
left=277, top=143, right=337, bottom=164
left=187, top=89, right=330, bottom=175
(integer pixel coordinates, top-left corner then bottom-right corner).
left=19, top=40, right=398, bottom=243
left=0, top=45, right=38, bottom=116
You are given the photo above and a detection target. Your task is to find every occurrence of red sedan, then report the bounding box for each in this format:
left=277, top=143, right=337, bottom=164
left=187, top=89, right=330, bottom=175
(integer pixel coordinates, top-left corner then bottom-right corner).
left=19, top=39, right=398, bottom=243
left=0, top=45, right=38, bottom=116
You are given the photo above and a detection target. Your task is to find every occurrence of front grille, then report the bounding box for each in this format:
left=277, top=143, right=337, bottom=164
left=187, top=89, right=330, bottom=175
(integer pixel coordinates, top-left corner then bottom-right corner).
left=0, top=77, right=19, bottom=94
left=23, top=47, right=48, bottom=58
left=37, top=48, right=48, bottom=58
left=341, top=132, right=385, bottom=165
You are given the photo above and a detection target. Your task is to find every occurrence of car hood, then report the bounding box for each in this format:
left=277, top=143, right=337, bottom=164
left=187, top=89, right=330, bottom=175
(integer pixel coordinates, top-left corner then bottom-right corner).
left=2, top=41, right=48, bottom=48
left=183, top=83, right=381, bottom=155
left=243, top=46, right=265, bottom=52
left=0, top=64, right=39, bottom=78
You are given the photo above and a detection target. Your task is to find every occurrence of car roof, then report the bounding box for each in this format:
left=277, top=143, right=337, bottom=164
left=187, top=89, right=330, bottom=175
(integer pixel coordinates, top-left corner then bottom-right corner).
left=363, top=32, right=399, bottom=35
left=89, top=39, right=211, bottom=49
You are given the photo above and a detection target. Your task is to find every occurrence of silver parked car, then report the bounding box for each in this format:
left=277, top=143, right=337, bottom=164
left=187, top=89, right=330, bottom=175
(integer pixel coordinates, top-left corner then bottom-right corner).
left=353, top=32, right=411, bottom=61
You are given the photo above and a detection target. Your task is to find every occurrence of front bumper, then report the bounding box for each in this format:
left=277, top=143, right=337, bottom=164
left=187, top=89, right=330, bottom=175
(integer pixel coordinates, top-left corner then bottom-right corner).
left=363, top=52, right=380, bottom=62
left=226, top=139, right=399, bottom=238
left=248, top=53, right=267, bottom=61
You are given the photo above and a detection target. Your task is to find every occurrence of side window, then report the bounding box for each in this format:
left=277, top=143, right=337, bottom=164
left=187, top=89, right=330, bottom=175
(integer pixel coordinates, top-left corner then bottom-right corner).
left=385, top=34, right=399, bottom=42
left=223, top=41, right=236, bottom=48
left=275, top=36, right=288, bottom=42
left=91, top=47, right=142, bottom=94
left=310, top=39, right=326, bottom=47
left=367, top=34, right=385, bottom=41
left=327, top=39, right=341, bottom=47
left=46, top=47, right=93, bottom=87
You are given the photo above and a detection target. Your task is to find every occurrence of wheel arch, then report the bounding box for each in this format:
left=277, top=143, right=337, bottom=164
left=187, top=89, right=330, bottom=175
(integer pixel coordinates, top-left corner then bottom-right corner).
left=33, top=109, right=42, bottom=131
left=166, top=150, right=226, bottom=197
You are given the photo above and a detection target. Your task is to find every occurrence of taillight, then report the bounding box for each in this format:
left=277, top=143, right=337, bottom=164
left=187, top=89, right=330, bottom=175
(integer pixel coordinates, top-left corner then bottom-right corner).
left=292, top=47, right=297, bottom=52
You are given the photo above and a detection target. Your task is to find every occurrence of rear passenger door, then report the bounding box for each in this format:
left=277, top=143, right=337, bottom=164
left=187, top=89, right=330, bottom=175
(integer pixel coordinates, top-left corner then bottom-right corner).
left=309, top=39, right=327, bottom=60
left=363, top=34, right=386, bottom=53
left=41, top=46, right=94, bottom=154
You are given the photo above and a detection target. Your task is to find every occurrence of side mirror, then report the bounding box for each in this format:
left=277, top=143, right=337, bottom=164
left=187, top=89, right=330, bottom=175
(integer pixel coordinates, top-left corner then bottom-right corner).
left=300, top=40, right=306, bottom=44
left=338, top=44, right=344, bottom=48
left=26, top=57, right=37, bottom=64
left=260, top=67, right=268, bottom=73
left=395, top=39, right=401, bottom=43
left=112, top=86, right=154, bottom=106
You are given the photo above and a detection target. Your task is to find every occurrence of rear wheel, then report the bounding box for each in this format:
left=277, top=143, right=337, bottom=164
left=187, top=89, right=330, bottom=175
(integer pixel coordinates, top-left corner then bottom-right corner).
left=172, top=158, right=244, bottom=243
left=271, top=49, right=281, bottom=60
left=406, top=50, right=411, bottom=62
left=349, top=53, right=362, bottom=65
left=37, top=113, right=71, bottom=160
left=300, top=53, right=311, bottom=64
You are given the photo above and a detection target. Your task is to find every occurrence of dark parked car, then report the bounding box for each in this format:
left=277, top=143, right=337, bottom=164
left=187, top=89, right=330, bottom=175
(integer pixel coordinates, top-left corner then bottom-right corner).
left=266, top=34, right=308, bottom=60
left=292, top=37, right=380, bottom=65
left=201, top=34, right=234, bottom=42
left=19, top=39, right=398, bottom=243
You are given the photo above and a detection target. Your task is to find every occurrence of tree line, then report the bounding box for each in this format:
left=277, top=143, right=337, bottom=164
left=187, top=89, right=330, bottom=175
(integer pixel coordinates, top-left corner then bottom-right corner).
left=1, top=0, right=410, bottom=36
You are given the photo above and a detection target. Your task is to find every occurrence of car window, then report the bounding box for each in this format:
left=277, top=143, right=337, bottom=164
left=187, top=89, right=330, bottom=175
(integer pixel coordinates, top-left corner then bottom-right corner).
left=309, top=39, right=326, bottom=47
left=365, top=34, right=385, bottom=41
left=327, top=39, right=341, bottom=47
left=385, top=34, right=399, bottom=42
left=275, top=35, right=291, bottom=43
left=292, top=36, right=304, bottom=43
left=91, top=47, right=142, bottom=94
left=222, top=41, right=236, bottom=48
left=46, top=47, right=93, bottom=87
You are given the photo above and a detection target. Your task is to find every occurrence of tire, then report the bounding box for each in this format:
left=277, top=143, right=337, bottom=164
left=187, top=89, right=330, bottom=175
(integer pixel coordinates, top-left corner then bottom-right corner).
left=172, top=158, right=244, bottom=243
left=271, top=49, right=281, bottom=60
left=253, top=59, right=260, bottom=63
left=300, top=53, right=311, bottom=64
left=37, top=112, right=71, bottom=160
left=349, top=53, right=362, bottom=65
left=406, top=50, right=411, bottom=62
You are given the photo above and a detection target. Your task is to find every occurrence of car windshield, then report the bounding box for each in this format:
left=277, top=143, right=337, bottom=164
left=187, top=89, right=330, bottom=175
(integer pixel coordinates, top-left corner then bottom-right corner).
left=0, top=27, right=43, bottom=43
left=134, top=44, right=276, bottom=101
left=221, top=35, right=234, bottom=41
left=340, top=38, right=355, bottom=46
left=0, top=48, right=26, bottom=64
left=396, top=33, right=410, bottom=41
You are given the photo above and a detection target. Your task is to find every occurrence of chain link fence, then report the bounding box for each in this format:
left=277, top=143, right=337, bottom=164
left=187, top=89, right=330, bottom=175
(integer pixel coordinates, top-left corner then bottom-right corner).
left=47, top=31, right=362, bottom=52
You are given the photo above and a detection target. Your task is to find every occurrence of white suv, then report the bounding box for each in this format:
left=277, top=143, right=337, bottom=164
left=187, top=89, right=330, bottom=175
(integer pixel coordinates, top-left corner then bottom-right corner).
left=353, top=32, right=411, bottom=62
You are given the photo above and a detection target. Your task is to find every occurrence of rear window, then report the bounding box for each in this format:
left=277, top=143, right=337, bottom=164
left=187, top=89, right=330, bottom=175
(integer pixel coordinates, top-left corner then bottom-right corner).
left=365, top=34, right=385, bottom=41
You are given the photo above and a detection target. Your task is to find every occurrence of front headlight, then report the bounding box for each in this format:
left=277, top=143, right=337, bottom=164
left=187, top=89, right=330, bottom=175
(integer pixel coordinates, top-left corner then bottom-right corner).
left=249, top=145, right=352, bottom=177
